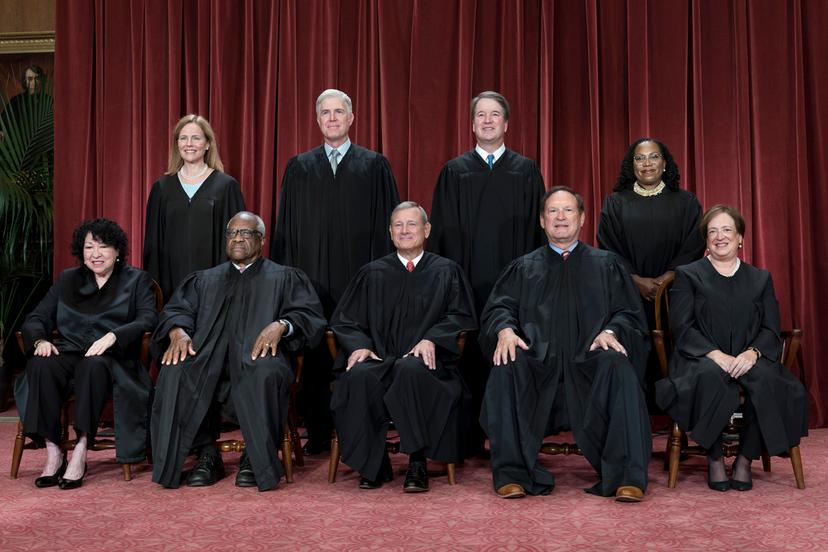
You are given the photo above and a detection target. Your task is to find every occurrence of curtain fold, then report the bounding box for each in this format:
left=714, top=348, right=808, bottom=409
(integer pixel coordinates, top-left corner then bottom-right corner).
left=54, top=0, right=828, bottom=425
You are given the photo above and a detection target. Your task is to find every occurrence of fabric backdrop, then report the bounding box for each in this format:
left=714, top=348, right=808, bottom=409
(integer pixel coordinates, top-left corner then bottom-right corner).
left=53, top=0, right=827, bottom=426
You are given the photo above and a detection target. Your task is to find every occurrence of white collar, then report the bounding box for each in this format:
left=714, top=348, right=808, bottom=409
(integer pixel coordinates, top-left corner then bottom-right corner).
left=475, top=144, right=506, bottom=164
left=397, top=250, right=424, bottom=268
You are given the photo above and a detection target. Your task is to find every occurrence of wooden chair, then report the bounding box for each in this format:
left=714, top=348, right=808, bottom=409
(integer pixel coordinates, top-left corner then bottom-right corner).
left=326, top=330, right=465, bottom=485
left=10, top=279, right=163, bottom=481
left=650, top=274, right=806, bottom=489
left=215, top=350, right=305, bottom=483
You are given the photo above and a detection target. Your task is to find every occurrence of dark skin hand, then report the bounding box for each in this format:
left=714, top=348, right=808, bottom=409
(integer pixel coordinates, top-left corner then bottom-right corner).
left=162, top=328, right=196, bottom=365
left=633, top=270, right=674, bottom=302
left=251, top=321, right=288, bottom=360
left=163, top=321, right=288, bottom=364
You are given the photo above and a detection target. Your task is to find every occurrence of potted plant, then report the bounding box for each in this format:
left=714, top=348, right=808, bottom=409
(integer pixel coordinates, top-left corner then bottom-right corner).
left=0, top=72, right=54, bottom=410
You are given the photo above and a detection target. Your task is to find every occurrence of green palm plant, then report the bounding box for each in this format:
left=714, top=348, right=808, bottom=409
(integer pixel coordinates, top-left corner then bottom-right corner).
left=0, top=79, right=54, bottom=396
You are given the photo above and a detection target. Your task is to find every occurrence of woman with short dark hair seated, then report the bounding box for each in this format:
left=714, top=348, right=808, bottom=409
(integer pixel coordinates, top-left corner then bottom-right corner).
left=656, top=205, right=808, bottom=491
left=16, top=218, right=157, bottom=489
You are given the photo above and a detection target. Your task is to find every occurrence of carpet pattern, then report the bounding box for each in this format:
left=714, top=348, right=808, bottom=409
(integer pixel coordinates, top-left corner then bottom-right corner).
left=0, top=420, right=825, bottom=551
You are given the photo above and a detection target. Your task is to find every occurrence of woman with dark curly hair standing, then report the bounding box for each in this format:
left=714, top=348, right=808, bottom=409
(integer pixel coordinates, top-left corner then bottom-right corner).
left=16, top=218, right=157, bottom=489
left=597, top=138, right=705, bottom=401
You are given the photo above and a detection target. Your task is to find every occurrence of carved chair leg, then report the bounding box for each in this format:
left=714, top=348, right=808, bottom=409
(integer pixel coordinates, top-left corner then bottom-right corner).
left=10, top=420, right=25, bottom=478
left=289, top=419, right=304, bottom=467
left=788, top=446, right=805, bottom=489
left=122, top=463, right=133, bottom=481
left=447, top=462, right=456, bottom=485
left=667, top=423, right=682, bottom=489
left=761, top=452, right=772, bottom=472
left=328, top=431, right=341, bottom=484
left=282, top=423, right=294, bottom=483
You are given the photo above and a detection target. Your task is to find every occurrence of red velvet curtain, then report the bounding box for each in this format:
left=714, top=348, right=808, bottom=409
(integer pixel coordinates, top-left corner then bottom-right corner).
left=54, top=0, right=828, bottom=425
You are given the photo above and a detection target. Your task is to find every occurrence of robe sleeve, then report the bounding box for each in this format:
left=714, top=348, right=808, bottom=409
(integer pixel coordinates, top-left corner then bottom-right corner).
left=478, top=259, right=525, bottom=356
left=143, top=179, right=163, bottom=277
left=150, top=272, right=201, bottom=359
left=596, top=194, right=635, bottom=275
left=422, top=265, right=478, bottom=357
left=329, top=268, right=375, bottom=355
left=666, top=193, right=705, bottom=270
left=669, top=268, right=719, bottom=358
left=20, top=281, right=59, bottom=351
left=111, top=271, right=158, bottom=351
left=270, top=159, right=297, bottom=264
left=602, top=257, right=650, bottom=375
left=277, top=268, right=327, bottom=352
left=751, top=273, right=782, bottom=362
left=369, top=156, right=400, bottom=260
left=427, top=164, right=463, bottom=260
left=527, top=162, right=547, bottom=249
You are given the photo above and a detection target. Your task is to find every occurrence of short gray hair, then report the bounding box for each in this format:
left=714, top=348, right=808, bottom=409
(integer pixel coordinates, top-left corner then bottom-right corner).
left=390, top=201, right=429, bottom=225
left=228, top=211, right=266, bottom=237
left=316, top=89, right=353, bottom=116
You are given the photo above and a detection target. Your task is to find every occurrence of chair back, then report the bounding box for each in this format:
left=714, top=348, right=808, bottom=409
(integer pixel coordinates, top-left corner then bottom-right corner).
left=653, top=272, right=676, bottom=332
left=651, top=273, right=676, bottom=379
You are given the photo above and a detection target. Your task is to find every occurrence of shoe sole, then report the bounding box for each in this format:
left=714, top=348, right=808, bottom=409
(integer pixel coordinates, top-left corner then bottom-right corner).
left=403, top=485, right=429, bottom=493
left=615, top=495, right=643, bottom=503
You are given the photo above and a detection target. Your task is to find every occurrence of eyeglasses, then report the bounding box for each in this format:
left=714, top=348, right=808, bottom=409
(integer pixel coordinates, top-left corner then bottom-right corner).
left=633, top=153, right=663, bottom=164
left=225, top=228, right=262, bottom=239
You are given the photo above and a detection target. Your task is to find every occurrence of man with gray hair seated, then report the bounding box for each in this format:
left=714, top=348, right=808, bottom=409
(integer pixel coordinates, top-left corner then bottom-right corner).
left=271, top=88, right=400, bottom=455
left=151, top=211, right=326, bottom=491
left=330, top=202, right=477, bottom=492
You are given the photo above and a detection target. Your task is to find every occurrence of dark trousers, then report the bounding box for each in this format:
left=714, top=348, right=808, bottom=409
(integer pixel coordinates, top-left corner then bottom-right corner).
left=23, top=353, right=113, bottom=444
left=297, top=343, right=334, bottom=443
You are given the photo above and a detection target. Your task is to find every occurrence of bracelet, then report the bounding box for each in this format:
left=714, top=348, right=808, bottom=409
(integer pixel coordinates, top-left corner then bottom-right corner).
left=747, top=346, right=761, bottom=359
left=33, top=339, right=45, bottom=348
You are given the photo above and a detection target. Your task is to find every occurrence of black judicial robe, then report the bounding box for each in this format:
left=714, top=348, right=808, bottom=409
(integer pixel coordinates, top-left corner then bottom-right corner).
left=329, top=252, right=477, bottom=479
left=271, top=144, right=400, bottom=316
left=150, top=258, right=326, bottom=490
left=428, top=149, right=546, bottom=313
left=597, top=187, right=704, bottom=280
left=16, top=266, right=157, bottom=462
left=480, top=244, right=651, bottom=496
left=144, top=171, right=245, bottom=302
left=655, top=259, right=808, bottom=455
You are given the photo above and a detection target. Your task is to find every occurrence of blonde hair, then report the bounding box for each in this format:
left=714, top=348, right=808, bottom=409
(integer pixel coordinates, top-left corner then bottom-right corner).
left=166, top=114, right=224, bottom=174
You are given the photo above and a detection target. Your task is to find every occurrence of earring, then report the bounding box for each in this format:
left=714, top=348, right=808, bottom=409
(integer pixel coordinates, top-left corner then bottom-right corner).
left=738, top=243, right=743, bottom=249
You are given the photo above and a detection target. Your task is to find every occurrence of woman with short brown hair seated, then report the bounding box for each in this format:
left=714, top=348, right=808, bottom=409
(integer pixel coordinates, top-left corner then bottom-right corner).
left=656, top=205, right=808, bottom=491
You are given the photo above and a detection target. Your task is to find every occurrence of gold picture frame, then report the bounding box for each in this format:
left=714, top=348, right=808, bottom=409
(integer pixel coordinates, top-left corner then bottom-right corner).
left=0, top=32, right=55, bottom=54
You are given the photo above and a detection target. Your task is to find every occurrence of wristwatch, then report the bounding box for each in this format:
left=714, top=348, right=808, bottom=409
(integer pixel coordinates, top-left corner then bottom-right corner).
left=603, top=329, right=615, bottom=336
left=747, top=346, right=762, bottom=359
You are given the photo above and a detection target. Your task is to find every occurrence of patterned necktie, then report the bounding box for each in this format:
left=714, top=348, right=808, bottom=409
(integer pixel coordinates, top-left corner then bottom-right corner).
left=330, top=149, right=340, bottom=174
left=561, top=250, right=570, bottom=261
left=406, top=260, right=415, bottom=272
left=487, top=153, right=495, bottom=170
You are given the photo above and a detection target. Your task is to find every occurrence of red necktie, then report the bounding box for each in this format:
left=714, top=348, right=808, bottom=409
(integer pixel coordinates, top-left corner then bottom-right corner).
left=406, top=260, right=415, bottom=272
left=561, top=250, right=570, bottom=261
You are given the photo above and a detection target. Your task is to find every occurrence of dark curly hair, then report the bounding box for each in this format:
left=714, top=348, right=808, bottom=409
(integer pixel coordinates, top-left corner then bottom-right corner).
left=70, top=218, right=129, bottom=266
left=613, top=137, right=680, bottom=192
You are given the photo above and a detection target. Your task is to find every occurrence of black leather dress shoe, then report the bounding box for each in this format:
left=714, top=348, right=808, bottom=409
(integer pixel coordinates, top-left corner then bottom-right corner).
left=186, top=450, right=226, bottom=487
left=235, top=451, right=257, bottom=487
left=403, top=461, right=429, bottom=493
left=302, top=439, right=331, bottom=456
left=58, top=463, right=87, bottom=490
left=358, top=454, right=394, bottom=489
left=35, top=455, right=67, bottom=488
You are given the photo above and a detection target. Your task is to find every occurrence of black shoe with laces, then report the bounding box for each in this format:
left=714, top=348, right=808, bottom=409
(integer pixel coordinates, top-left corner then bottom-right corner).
left=186, top=449, right=226, bottom=487
left=235, top=450, right=257, bottom=487
left=403, top=460, right=429, bottom=493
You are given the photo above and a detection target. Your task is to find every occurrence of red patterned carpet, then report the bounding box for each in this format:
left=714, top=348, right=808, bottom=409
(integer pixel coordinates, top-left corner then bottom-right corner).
left=0, top=417, right=825, bottom=551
